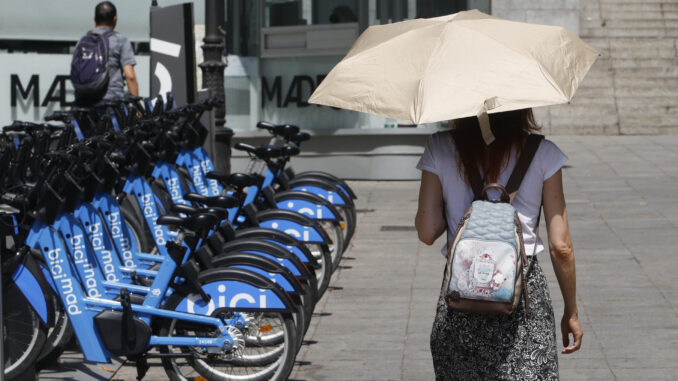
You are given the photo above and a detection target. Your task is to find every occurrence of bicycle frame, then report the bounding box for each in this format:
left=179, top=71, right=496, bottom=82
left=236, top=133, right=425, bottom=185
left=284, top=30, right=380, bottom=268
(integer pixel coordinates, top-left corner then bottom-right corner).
left=25, top=218, right=289, bottom=363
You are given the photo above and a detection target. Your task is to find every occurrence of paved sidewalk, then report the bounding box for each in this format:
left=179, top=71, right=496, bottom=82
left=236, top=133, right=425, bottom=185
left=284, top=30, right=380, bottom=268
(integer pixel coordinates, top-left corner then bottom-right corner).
left=291, top=136, right=678, bottom=381
left=107, top=135, right=678, bottom=380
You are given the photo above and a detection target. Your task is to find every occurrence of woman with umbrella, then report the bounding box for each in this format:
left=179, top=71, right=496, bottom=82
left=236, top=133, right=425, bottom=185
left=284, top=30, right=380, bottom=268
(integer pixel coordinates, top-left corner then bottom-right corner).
left=416, top=109, right=581, bottom=379
left=309, top=10, right=595, bottom=379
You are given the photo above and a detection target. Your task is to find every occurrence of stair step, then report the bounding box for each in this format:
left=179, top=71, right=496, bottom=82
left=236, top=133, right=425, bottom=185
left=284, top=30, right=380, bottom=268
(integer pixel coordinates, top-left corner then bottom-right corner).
left=619, top=111, right=678, bottom=131
left=601, top=10, right=665, bottom=20
left=550, top=104, right=618, bottom=119
left=549, top=124, right=620, bottom=135
left=600, top=0, right=670, bottom=4
left=579, top=72, right=614, bottom=88
left=582, top=27, right=678, bottom=38
left=609, top=38, right=678, bottom=58
left=603, top=19, right=666, bottom=29
left=615, top=76, right=678, bottom=87
left=614, top=66, right=678, bottom=78
left=619, top=105, right=678, bottom=117
left=569, top=87, right=616, bottom=101
left=616, top=86, right=678, bottom=97
left=610, top=58, right=678, bottom=69
left=616, top=96, right=678, bottom=108
left=599, top=2, right=662, bottom=12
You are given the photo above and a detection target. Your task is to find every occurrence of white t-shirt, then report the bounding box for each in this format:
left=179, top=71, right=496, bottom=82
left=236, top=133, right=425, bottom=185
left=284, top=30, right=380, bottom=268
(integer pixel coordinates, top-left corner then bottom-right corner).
left=416, top=131, right=568, bottom=256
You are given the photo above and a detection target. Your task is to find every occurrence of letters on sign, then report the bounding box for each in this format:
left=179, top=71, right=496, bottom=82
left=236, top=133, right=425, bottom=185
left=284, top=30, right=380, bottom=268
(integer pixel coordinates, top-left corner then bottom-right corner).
left=262, top=74, right=332, bottom=109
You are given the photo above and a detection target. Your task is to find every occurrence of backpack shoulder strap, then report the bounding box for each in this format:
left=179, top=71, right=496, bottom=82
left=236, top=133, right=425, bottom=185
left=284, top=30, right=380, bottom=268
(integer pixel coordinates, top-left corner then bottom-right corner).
left=505, top=134, right=544, bottom=200
left=450, top=130, right=484, bottom=201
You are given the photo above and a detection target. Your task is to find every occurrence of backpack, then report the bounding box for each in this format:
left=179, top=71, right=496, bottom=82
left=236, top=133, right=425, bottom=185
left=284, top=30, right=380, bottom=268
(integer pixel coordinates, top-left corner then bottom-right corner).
left=70, top=29, right=114, bottom=96
left=442, top=133, right=543, bottom=315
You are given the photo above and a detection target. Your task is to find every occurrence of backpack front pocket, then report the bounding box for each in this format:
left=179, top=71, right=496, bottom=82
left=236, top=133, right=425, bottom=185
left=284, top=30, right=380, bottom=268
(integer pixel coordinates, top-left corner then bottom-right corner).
left=448, top=238, right=518, bottom=303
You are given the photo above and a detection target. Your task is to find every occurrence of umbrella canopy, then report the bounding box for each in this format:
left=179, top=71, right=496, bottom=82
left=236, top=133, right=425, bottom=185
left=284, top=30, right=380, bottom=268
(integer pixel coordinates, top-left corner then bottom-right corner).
left=308, top=10, right=598, bottom=129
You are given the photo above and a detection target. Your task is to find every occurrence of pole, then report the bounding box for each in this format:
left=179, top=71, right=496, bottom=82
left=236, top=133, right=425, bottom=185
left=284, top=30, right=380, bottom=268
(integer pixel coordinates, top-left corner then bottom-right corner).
left=200, top=0, right=232, bottom=173
left=201, top=0, right=227, bottom=128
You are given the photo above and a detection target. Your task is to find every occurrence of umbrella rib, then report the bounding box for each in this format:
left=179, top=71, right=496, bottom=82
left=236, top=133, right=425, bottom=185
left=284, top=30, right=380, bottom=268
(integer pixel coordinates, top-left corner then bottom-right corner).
left=338, top=23, right=443, bottom=67
left=414, top=21, right=452, bottom=123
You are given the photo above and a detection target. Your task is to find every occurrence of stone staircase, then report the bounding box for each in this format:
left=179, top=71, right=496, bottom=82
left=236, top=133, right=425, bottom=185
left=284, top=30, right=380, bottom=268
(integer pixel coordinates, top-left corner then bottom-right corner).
left=541, top=0, right=678, bottom=135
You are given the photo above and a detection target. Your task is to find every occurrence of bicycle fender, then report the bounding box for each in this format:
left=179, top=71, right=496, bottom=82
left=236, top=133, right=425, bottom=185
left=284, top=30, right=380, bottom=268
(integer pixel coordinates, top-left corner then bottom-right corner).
left=292, top=170, right=357, bottom=199
left=173, top=268, right=296, bottom=313
left=212, top=252, right=306, bottom=294
left=287, top=178, right=353, bottom=207
left=273, top=190, right=341, bottom=221
left=12, top=257, right=53, bottom=325
left=233, top=227, right=319, bottom=268
left=221, top=240, right=311, bottom=279
left=256, top=209, right=330, bottom=244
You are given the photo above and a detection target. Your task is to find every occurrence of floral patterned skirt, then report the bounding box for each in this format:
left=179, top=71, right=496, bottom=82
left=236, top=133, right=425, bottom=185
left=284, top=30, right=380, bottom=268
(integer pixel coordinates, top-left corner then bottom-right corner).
left=430, top=258, right=559, bottom=380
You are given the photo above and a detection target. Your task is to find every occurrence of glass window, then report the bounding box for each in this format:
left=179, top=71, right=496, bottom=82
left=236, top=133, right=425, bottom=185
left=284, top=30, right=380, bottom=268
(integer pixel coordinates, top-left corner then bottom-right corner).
left=416, top=0, right=490, bottom=18
left=313, top=0, right=359, bottom=24
left=261, top=0, right=361, bottom=27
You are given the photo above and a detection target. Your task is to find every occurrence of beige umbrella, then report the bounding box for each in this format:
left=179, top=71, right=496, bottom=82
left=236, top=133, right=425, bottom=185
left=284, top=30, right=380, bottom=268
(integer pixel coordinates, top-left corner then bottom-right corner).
left=308, top=10, right=598, bottom=144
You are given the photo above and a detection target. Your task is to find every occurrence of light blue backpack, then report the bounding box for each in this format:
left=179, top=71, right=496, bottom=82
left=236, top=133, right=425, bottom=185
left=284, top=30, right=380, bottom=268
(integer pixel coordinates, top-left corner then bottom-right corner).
left=442, top=133, right=543, bottom=315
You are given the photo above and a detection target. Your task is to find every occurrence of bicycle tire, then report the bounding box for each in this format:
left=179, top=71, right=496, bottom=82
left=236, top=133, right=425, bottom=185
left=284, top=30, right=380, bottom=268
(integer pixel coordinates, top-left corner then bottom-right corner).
left=121, top=206, right=155, bottom=253
left=304, top=242, right=331, bottom=299
left=319, top=221, right=344, bottom=272
left=35, top=293, right=74, bottom=370
left=3, top=281, right=47, bottom=380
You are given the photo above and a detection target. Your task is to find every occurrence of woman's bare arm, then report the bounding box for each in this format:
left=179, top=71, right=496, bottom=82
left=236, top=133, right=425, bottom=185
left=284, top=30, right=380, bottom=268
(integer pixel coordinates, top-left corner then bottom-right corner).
left=415, top=170, right=446, bottom=245
left=542, top=169, right=582, bottom=354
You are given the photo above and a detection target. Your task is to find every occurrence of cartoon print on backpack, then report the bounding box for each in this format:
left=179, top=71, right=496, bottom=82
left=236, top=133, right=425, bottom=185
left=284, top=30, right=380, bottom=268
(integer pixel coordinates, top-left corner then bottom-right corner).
left=450, top=239, right=517, bottom=303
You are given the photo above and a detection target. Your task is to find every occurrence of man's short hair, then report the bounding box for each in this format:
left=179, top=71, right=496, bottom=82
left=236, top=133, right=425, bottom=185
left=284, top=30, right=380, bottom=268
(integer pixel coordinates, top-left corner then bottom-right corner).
left=95, top=1, right=117, bottom=25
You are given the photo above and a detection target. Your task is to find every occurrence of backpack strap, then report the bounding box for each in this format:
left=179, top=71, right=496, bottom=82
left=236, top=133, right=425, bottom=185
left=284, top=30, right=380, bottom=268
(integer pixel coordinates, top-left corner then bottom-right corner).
left=450, top=131, right=484, bottom=201
left=505, top=134, right=544, bottom=201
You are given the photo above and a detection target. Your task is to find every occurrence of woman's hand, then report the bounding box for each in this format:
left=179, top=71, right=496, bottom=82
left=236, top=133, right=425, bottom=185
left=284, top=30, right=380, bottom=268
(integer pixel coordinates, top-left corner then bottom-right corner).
left=561, top=310, right=583, bottom=354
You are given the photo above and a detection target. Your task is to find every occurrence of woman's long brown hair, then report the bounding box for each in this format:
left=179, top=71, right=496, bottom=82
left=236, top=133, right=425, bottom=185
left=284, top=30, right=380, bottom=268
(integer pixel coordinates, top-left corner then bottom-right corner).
left=451, top=108, right=541, bottom=185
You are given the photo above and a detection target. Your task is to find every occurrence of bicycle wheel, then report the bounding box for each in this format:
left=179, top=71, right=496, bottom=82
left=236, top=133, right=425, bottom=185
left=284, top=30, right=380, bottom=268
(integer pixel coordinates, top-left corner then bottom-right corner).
left=159, top=274, right=297, bottom=381
left=159, top=311, right=296, bottom=381
left=319, top=221, right=344, bottom=271
left=3, top=281, right=47, bottom=380
left=121, top=207, right=155, bottom=254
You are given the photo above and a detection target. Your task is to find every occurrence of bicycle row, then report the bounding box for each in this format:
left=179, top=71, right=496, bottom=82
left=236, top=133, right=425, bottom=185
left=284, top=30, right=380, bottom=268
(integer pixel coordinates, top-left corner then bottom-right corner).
left=0, top=94, right=357, bottom=380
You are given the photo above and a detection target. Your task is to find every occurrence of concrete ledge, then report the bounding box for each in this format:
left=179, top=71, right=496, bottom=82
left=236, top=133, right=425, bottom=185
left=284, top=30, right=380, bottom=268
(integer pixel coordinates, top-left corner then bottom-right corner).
left=225, top=127, right=445, bottom=180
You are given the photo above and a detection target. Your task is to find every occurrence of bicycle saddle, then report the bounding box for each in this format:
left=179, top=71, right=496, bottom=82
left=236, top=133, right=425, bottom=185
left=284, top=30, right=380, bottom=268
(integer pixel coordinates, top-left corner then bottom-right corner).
left=256, top=121, right=300, bottom=140
left=291, top=132, right=310, bottom=145
left=282, top=145, right=300, bottom=156
left=233, top=143, right=283, bottom=160
left=206, top=171, right=258, bottom=188
left=156, top=212, right=218, bottom=232
left=44, top=110, right=72, bottom=122
left=171, top=204, right=229, bottom=221
left=182, top=193, right=240, bottom=209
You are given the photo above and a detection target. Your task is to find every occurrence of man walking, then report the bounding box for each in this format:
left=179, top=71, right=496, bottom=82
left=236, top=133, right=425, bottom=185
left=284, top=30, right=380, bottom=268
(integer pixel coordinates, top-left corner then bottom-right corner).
left=73, top=1, right=138, bottom=106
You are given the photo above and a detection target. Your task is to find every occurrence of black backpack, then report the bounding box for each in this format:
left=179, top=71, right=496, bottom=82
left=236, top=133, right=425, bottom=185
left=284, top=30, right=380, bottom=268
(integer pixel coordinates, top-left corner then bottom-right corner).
left=70, top=30, right=114, bottom=96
